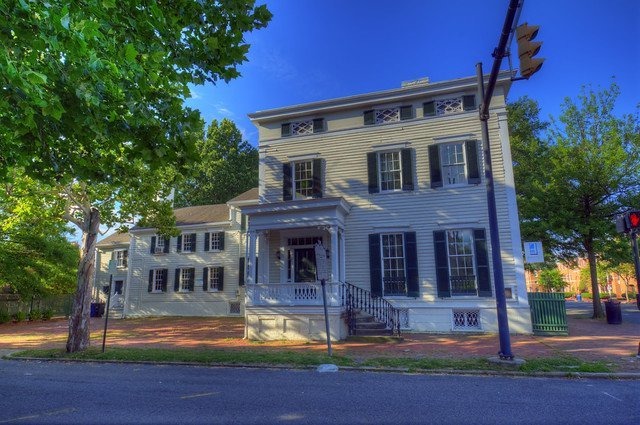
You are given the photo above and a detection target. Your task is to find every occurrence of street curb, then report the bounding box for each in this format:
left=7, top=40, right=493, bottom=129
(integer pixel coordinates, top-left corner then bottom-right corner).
left=4, top=354, right=640, bottom=380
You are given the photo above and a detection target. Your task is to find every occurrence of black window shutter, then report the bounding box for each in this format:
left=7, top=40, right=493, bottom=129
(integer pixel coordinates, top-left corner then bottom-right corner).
left=281, top=123, right=291, bottom=137
left=404, top=232, right=419, bottom=297
left=465, top=140, right=481, bottom=184
left=368, top=234, right=382, bottom=297
left=218, top=232, right=225, bottom=250
left=255, top=257, right=259, bottom=282
left=241, top=214, right=247, bottom=231
left=148, top=270, right=153, bottom=292
left=364, top=110, right=374, bottom=125
left=463, top=95, right=476, bottom=111
left=423, top=101, right=436, bottom=117
left=283, top=162, right=293, bottom=201
left=123, top=250, right=128, bottom=268
left=400, top=105, right=413, bottom=120
left=150, top=236, right=156, bottom=254
left=312, top=158, right=323, bottom=198
left=428, top=145, right=443, bottom=188
left=238, top=258, right=245, bottom=286
left=367, top=152, right=379, bottom=194
left=400, top=148, right=414, bottom=191
left=161, top=269, right=168, bottom=292
left=203, top=267, right=209, bottom=291
left=191, top=233, right=197, bottom=252
left=313, top=118, right=324, bottom=133
left=188, top=268, right=195, bottom=291
left=218, top=267, right=224, bottom=291
left=474, top=229, right=492, bottom=297
left=204, top=233, right=210, bottom=252
left=163, top=238, right=170, bottom=253
left=176, top=235, right=182, bottom=252
left=434, top=231, right=451, bottom=297
left=174, top=268, right=180, bottom=292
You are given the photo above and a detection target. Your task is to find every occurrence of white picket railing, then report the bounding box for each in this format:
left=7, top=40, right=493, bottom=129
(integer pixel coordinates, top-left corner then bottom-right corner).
left=245, top=283, right=343, bottom=307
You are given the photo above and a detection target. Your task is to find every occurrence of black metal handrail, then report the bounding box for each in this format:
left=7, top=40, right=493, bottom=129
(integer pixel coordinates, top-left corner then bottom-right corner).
left=341, top=282, right=401, bottom=336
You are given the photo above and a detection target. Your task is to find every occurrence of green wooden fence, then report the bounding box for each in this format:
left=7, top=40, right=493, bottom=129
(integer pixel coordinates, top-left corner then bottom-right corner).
left=527, top=292, right=568, bottom=336
left=0, top=294, right=74, bottom=318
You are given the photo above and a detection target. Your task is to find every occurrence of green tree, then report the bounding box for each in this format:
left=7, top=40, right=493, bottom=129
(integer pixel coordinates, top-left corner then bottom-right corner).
left=174, top=119, right=258, bottom=207
left=537, top=268, right=566, bottom=292
left=0, top=173, right=78, bottom=297
left=509, top=83, right=640, bottom=318
left=0, top=0, right=271, bottom=351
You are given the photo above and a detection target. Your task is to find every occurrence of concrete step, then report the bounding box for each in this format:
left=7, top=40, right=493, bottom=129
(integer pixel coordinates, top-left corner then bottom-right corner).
left=352, top=327, right=393, bottom=336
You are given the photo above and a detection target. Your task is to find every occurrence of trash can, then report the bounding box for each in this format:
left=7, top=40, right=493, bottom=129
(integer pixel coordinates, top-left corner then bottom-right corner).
left=605, top=300, right=622, bottom=324
left=90, top=302, right=105, bottom=318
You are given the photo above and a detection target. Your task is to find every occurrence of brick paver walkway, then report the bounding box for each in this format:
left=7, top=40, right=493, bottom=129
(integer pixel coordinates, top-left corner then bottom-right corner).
left=1, top=305, right=638, bottom=372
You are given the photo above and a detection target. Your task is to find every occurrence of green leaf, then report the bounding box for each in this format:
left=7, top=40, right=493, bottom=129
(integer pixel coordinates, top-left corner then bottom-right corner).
left=24, top=71, right=48, bottom=85
left=102, top=0, right=116, bottom=8
left=124, top=44, right=138, bottom=62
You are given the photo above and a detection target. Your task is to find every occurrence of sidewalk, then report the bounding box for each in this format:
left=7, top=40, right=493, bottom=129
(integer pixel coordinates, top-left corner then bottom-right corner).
left=1, top=308, right=638, bottom=372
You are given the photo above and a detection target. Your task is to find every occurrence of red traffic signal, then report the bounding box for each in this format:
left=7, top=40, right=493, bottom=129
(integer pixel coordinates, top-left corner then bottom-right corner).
left=626, top=211, right=640, bottom=229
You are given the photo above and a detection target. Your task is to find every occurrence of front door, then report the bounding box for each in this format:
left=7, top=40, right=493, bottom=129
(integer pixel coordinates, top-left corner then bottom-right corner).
left=112, top=280, right=125, bottom=309
left=293, top=248, right=317, bottom=283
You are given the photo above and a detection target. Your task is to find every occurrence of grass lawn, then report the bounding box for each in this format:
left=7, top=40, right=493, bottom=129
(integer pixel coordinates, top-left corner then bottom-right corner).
left=9, top=348, right=613, bottom=374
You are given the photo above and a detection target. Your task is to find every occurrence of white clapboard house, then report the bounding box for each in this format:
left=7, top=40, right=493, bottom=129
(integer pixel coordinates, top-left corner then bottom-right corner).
left=94, top=188, right=258, bottom=318
left=242, top=73, right=532, bottom=340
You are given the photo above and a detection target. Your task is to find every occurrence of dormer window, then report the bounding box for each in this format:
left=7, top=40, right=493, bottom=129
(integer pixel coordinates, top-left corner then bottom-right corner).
left=364, top=106, right=412, bottom=125
left=281, top=119, right=325, bottom=137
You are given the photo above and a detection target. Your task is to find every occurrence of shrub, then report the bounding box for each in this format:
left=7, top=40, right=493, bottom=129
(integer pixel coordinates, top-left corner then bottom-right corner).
left=42, top=308, right=53, bottom=321
left=0, top=310, right=10, bottom=324
left=581, top=293, right=592, bottom=299
left=29, top=309, right=43, bottom=321
left=563, top=291, right=575, bottom=299
left=600, top=294, right=610, bottom=300
left=13, top=311, right=26, bottom=322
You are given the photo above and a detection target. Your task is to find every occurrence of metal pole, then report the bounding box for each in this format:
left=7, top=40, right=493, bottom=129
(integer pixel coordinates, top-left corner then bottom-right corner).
left=631, top=231, right=640, bottom=301
left=320, top=279, right=333, bottom=357
left=477, top=62, right=513, bottom=360
left=102, top=274, right=112, bottom=353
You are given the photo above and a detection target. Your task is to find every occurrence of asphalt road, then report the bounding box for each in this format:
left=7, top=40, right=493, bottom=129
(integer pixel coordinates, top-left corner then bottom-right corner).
left=566, top=299, right=640, bottom=324
left=0, top=360, right=638, bottom=425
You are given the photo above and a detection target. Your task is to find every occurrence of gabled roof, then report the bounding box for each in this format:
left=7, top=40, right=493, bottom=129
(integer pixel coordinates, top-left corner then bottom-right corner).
left=96, top=231, right=130, bottom=248
left=173, top=204, right=229, bottom=226
left=228, top=187, right=259, bottom=204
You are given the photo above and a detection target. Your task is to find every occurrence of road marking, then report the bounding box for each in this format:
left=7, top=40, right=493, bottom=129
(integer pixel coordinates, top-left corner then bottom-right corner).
left=180, top=392, right=219, bottom=400
left=602, top=392, right=623, bottom=402
left=0, top=408, right=76, bottom=423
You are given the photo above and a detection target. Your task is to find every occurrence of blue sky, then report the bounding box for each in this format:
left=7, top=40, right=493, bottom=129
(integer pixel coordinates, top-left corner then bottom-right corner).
left=186, top=0, right=640, bottom=145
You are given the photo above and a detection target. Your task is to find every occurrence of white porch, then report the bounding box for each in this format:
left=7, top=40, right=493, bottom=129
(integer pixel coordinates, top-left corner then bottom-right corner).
left=241, top=197, right=351, bottom=340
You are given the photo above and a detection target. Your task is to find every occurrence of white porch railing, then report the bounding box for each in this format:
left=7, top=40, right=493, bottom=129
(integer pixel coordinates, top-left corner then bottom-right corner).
left=245, top=283, right=343, bottom=307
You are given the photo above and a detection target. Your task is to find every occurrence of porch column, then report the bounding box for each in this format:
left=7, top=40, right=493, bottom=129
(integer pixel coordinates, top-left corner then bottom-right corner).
left=330, top=225, right=339, bottom=283
left=339, top=228, right=346, bottom=283
left=246, top=231, right=258, bottom=285
left=257, top=231, right=269, bottom=284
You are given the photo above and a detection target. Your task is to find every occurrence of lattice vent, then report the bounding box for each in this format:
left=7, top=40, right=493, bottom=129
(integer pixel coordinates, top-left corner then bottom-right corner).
left=436, top=98, right=463, bottom=116
left=229, top=301, right=241, bottom=315
left=291, top=120, right=313, bottom=135
left=375, top=108, right=399, bottom=124
left=452, top=310, right=481, bottom=330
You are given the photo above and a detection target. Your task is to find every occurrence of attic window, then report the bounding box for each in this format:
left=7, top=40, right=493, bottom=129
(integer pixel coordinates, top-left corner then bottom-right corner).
left=282, top=119, right=325, bottom=137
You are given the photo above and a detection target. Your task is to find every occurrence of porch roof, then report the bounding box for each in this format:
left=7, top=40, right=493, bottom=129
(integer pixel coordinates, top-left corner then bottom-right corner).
left=240, top=197, right=351, bottom=230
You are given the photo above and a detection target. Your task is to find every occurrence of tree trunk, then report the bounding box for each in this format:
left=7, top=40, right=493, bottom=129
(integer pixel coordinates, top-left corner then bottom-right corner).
left=587, top=249, right=604, bottom=319
left=66, top=207, right=100, bottom=352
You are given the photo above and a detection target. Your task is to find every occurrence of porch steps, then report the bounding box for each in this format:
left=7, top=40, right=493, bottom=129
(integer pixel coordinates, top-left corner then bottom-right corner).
left=351, top=311, right=393, bottom=336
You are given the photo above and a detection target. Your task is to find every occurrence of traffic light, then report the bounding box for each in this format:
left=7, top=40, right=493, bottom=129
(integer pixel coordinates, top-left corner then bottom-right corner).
left=625, top=211, right=640, bottom=230
left=516, top=23, right=544, bottom=79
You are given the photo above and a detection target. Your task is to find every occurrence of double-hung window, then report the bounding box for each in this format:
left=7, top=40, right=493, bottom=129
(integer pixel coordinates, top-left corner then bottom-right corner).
left=177, top=233, right=196, bottom=253
left=151, top=235, right=170, bottom=254
left=379, top=152, right=402, bottom=191
left=367, top=149, right=413, bottom=193
left=381, top=233, right=406, bottom=296
left=148, top=269, right=167, bottom=293
left=115, top=250, right=128, bottom=268
left=174, top=267, right=195, bottom=292
left=429, top=140, right=481, bottom=188
left=204, top=232, right=225, bottom=251
left=203, top=266, right=224, bottom=292
left=434, top=229, right=491, bottom=298
left=282, top=159, right=323, bottom=201
left=369, top=232, right=419, bottom=297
